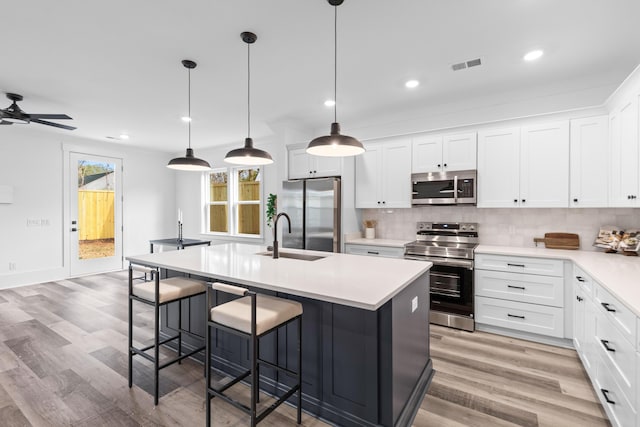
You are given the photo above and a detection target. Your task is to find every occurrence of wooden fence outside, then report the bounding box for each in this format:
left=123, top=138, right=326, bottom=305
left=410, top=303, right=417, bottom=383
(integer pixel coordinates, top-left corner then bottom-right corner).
left=209, top=182, right=260, bottom=234
left=78, top=190, right=115, bottom=240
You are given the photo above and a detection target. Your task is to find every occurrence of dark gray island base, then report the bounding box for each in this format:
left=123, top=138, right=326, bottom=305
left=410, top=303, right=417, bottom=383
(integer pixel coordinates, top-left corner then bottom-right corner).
left=161, top=271, right=432, bottom=427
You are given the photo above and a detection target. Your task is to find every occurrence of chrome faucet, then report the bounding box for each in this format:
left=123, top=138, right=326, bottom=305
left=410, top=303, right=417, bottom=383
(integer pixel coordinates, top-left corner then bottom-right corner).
left=273, top=212, right=291, bottom=259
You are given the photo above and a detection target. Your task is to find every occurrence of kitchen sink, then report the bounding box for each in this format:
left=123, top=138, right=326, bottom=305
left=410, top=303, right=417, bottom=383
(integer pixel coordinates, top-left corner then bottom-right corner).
left=256, top=251, right=327, bottom=261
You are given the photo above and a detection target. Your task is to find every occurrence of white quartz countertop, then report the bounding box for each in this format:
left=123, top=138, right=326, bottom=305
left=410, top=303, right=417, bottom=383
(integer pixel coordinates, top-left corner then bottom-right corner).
left=345, top=238, right=413, bottom=248
left=476, top=245, right=640, bottom=317
left=126, top=243, right=431, bottom=311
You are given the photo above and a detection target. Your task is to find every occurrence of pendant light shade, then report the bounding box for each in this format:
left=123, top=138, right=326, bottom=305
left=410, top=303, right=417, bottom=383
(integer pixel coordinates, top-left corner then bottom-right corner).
left=224, top=32, right=273, bottom=166
left=307, top=0, right=364, bottom=157
left=167, top=59, right=211, bottom=171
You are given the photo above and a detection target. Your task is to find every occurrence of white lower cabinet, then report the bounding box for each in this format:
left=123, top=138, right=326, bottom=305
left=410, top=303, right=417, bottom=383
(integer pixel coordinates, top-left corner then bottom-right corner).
left=344, top=243, right=404, bottom=259
left=476, top=296, right=564, bottom=337
left=595, top=355, right=637, bottom=427
left=571, top=265, right=638, bottom=427
left=475, top=254, right=565, bottom=338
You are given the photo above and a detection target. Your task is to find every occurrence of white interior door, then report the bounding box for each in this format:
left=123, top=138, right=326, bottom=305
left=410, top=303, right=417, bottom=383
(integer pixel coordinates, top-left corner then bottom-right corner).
left=69, top=152, right=123, bottom=276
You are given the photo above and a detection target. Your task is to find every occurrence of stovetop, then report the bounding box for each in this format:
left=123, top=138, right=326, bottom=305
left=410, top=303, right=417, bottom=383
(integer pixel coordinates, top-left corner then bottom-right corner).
left=405, top=222, right=479, bottom=260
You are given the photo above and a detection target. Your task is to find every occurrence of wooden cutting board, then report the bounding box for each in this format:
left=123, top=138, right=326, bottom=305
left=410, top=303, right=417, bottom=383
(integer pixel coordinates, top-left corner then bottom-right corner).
left=533, top=233, right=580, bottom=249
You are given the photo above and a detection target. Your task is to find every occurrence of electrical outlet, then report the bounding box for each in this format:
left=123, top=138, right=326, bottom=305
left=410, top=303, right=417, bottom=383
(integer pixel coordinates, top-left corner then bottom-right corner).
left=8, top=262, right=16, bottom=271
left=411, top=296, right=418, bottom=313
left=40, top=219, right=50, bottom=226
left=27, top=219, right=40, bottom=227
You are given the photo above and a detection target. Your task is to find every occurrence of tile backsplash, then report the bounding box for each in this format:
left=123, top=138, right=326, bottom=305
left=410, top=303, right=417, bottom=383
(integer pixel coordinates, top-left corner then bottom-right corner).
left=362, top=207, right=640, bottom=250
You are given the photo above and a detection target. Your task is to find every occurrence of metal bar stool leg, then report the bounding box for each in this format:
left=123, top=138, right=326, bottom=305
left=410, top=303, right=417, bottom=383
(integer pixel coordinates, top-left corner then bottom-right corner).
left=250, top=296, right=258, bottom=427
left=154, top=280, right=160, bottom=405
left=205, top=287, right=212, bottom=427
left=177, top=300, right=182, bottom=364
left=297, top=315, right=302, bottom=424
left=128, top=266, right=134, bottom=389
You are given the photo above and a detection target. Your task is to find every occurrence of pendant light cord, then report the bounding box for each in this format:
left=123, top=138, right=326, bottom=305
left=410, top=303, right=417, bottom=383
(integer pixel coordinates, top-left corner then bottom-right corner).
left=247, top=41, right=251, bottom=138
left=187, top=66, right=192, bottom=149
left=334, top=5, right=338, bottom=123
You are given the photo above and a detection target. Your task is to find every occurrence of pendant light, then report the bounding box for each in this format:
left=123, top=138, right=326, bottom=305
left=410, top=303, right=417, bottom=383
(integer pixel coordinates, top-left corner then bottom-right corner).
left=307, top=0, right=364, bottom=157
left=224, top=32, right=274, bottom=166
left=167, top=60, right=211, bottom=171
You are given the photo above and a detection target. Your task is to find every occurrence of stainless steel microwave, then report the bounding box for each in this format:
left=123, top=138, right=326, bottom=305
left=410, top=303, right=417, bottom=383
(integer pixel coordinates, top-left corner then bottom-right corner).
left=411, top=170, right=477, bottom=205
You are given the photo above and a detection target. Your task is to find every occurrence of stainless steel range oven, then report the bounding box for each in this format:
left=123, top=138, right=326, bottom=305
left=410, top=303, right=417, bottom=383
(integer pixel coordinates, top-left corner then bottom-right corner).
left=405, top=222, right=478, bottom=331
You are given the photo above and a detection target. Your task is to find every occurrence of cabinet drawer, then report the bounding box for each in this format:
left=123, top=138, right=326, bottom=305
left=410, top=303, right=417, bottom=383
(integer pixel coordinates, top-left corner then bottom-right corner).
left=594, top=355, right=637, bottom=427
left=573, top=265, right=594, bottom=296
left=475, top=296, right=564, bottom=338
left=475, top=254, right=564, bottom=277
left=594, top=282, right=637, bottom=348
left=476, top=270, right=564, bottom=307
left=594, top=309, right=636, bottom=404
left=344, top=244, right=404, bottom=259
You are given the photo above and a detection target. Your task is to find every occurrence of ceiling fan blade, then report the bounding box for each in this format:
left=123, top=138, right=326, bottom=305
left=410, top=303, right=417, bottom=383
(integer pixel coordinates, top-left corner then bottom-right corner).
left=28, top=113, right=72, bottom=120
left=31, top=118, right=76, bottom=131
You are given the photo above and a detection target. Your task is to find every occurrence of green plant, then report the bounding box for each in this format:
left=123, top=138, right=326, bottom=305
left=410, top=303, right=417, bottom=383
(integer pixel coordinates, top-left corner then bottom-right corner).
left=266, top=193, right=277, bottom=229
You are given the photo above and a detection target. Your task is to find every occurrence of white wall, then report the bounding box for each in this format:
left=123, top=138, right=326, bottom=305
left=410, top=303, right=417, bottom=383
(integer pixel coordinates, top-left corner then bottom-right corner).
left=0, top=125, right=175, bottom=288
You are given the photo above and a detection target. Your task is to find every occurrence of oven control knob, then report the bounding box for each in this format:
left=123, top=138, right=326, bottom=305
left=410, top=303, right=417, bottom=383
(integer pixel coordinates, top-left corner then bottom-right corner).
left=461, top=225, right=467, bottom=230
left=469, top=225, right=475, bottom=230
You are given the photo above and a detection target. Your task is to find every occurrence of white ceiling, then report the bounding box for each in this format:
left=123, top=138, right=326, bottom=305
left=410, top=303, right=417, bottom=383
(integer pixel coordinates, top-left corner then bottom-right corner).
left=2, top=0, right=639, bottom=153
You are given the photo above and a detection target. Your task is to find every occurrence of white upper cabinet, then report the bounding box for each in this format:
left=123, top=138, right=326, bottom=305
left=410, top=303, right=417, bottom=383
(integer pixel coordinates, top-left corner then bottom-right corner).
left=520, top=121, right=569, bottom=208
left=442, top=132, right=477, bottom=171
left=570, top=116, right=609, bottom=207
left=412, top=132, right=476, bottom=173
left=609, top=97, right=639, bottom=206
left=477, top=122, right=569, bottom=208
left=412, top=135, right=442, bottom=173
left=355, top=137, right=411, bottom=208
left=288, top=147, right=342, bottom=180
left=477, top=127, right=520, bottom=207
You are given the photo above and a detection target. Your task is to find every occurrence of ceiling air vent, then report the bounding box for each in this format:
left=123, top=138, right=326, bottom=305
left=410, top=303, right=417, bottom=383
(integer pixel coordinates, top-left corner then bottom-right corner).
left=466, top=58, right=482, bottom=68
left=452, top=57, right=482, bottom=71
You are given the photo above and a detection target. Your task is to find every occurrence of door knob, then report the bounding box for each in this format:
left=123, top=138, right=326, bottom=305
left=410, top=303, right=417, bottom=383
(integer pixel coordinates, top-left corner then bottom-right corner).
left=573, top=198, right=578, bottom=203
left=71, top=228, right=78, bottom=232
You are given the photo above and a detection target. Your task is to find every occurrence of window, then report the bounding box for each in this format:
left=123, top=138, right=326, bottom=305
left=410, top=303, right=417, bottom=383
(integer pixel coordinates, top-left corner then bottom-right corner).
left=205, top=167, right=262, bottom=237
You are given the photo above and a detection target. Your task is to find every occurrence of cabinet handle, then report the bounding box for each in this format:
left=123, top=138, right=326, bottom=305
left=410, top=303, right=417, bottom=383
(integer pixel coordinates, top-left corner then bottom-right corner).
left=600, top=339, right=616, bottom=352
left=437, top=164, right=441, bottom=168
left=575, top=276, right=585, bottom=282
left=513, top=199, right=518, bottom=203
left=507, top=313, right=525, bottom=319
left=444, top=163, right=447, bottom=167
left=507, top=285, right=525, bottom=290
left=382, top=201, right=386, bottom=204
left=507, top=263, right=525, bottom=268
left=313, top=170, right=317, bottom=173
left=367, top=251, right=379, bottom=255
left=600, top=389, right=615, bottom=405
left=573, top=198, right=578, bottom=203
left=576, top=296, right=583, bottom=302
left=521, top=199, right=526, bottom=203
left=601, top=302, right=616, bottom=313
left=377, top=201, right=381, bottom=204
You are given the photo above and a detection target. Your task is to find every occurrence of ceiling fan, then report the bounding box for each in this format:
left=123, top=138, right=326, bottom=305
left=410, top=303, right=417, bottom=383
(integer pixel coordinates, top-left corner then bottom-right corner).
left=0, top=93, right=76, bottom=130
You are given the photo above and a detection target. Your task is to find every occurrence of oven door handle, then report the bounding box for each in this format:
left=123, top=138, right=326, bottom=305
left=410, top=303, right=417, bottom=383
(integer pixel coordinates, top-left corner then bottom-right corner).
left=404, top=255, right=474, bottom=270
left=454, top=175, right=458, bottom=203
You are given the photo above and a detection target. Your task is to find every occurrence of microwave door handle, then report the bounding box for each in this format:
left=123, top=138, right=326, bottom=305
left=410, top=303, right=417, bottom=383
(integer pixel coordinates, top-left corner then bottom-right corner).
left=454, top=175, right=458, bottom=203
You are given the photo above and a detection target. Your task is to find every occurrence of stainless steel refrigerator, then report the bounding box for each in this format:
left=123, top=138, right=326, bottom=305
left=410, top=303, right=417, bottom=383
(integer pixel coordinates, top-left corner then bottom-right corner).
left=281, top=177, right=341, bottom=253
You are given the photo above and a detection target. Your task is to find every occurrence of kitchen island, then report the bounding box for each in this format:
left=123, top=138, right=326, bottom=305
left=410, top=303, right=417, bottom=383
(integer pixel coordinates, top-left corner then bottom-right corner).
left=126, top=243, right=433, bottom=427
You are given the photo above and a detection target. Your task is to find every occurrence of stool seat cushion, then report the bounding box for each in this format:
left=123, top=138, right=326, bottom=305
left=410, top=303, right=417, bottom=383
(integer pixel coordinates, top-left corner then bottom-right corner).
left=211, top=295, right=303, bottom=335
left=133, top=277, right=206, bottom=304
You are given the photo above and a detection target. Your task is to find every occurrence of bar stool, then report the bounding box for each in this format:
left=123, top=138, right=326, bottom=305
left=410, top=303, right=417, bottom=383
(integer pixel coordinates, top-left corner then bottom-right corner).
left=205, top=282, right=303, bottom=427
left=128, top=263, right=207, bottom=405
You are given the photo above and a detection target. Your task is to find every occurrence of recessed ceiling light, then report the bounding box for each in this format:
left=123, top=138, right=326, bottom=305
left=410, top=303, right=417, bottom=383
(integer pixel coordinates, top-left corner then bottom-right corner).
left=324, top=100, right=335, bottom=107
left=405, top=80, right=420, bottom=89
left=524, top=50, right=544, bottom=62
left=119, top=134, right=129, bottom=140
left=181, top=116, right=192, bottom=122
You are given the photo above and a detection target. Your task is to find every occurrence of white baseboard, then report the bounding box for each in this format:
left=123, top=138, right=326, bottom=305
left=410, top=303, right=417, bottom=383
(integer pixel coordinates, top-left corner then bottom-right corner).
left=0, top=267, right=67, bottom=289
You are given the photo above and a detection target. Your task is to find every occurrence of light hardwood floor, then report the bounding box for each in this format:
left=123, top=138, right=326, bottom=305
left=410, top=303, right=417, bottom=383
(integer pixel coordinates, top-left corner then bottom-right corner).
left=0, top=271, right=610, bottom=426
